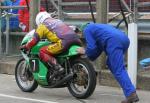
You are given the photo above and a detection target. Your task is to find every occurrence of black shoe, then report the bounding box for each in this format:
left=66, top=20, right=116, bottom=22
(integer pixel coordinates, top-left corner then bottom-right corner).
left=48, top=64, right=64, bottom=81
left=121, top=92, right=139, bottom=103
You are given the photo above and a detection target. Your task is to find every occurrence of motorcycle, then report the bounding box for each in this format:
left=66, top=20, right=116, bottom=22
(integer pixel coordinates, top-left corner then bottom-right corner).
left=15, top=31, right=96, bottom=99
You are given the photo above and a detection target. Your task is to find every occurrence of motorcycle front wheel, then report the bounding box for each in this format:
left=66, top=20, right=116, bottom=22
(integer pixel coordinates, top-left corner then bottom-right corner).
left=68, top=57, right=96, bottom=99
left=15, top=58, right=38, bottom=92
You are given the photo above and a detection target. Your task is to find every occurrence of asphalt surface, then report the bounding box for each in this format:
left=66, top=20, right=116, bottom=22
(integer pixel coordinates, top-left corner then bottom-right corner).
left=0, top=74, right=149, bottom=103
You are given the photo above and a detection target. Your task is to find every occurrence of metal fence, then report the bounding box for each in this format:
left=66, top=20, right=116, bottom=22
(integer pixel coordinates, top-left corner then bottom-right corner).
left=0, top=5, right=27, bottom=58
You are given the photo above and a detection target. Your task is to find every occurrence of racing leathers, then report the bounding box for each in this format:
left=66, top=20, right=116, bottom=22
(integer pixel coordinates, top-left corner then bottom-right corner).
left=24, top=18, right=82, bottom=68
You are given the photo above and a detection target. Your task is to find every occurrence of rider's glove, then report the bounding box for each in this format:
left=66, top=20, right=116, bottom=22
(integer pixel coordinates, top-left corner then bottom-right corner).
left=76, top=47, right=85, bottom=54
left=19, top=22, right=26, bottom=31
left=19, top=45, right=29, bottom=52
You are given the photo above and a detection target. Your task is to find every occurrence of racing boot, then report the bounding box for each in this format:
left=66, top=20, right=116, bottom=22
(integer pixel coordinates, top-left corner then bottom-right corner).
left=47, top=61, right=64, bottom=82
left=121, top=92, right=139, bottom=103
left=47, top=61, right=64, bottom=74
left=46, top=55, right=64, bottom=75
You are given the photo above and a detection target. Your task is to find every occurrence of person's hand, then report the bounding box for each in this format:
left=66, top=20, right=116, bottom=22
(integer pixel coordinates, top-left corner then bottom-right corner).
left=76, top=47, right=85, bottom=54
left=19, top=22, right=26, bottom=31
left=19, top=45, right=28, bottom=52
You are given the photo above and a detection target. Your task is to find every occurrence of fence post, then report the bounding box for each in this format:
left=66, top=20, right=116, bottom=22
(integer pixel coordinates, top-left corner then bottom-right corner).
left=128, top=23, right=138, bottom=88
left=95, top=0, right=108, bottom=70
left=95, top=0, right=108, bottom=84
left=29, top=0, right=40, bottom=30
left=5, top=14, right=10, bottom=55
left=0, top=3, right=2, bottom=57
left=58, top=0, right=63, bottom=20
left=127, top=0, right=138, bottom=88
left=49, top=0, right=58, bottom=11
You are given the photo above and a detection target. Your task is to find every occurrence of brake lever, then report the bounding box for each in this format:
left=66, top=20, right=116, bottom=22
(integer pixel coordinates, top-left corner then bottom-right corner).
left=20, top=48, right=31, bottom=57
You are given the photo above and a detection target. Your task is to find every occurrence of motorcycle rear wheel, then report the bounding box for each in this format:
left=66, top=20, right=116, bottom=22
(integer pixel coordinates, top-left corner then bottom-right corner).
left=15, top=58, right=38, bottom=92
left=68, top=58, right=96, bottom=99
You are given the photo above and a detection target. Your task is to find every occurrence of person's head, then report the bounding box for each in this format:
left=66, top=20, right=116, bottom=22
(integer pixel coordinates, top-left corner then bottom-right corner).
left=35, top=11, right=52, bottom=26
left=76, top=23, right=89, bottom=38
left=79, top=23, right=89, bottom=33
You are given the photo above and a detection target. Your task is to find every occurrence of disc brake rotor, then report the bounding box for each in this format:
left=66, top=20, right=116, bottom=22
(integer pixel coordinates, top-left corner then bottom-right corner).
left=19, top=64, right=33, bottom=82
left=75, top=68, right=88, bottom=86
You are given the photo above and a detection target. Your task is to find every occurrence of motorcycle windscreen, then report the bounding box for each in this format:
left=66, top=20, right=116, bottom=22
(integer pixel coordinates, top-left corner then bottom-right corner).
left=21, top=30, right=35, bottom=45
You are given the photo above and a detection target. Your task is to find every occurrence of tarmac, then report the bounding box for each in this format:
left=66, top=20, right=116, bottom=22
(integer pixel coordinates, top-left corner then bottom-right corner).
left=0, top=56, right=150, bottom=91
left=2, top=74, right=150, bottom=103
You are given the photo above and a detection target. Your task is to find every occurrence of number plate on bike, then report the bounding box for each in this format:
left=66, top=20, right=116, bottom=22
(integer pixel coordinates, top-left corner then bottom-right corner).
left=29, top=58, right=39, bottom=73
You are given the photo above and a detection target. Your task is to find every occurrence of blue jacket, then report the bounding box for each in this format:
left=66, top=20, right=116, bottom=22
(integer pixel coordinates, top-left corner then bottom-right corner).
left=83, top=23, right=129, bottom=61
left=9, top=0, right=20, bottom=30
left=1, top=0, right=12, bottom=7
left=1, top=0, right=12, bottom=31
left=1, top=0, right=20, bottom=31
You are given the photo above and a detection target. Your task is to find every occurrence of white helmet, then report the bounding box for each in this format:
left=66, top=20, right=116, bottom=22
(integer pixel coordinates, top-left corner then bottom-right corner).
left=35, top=12, right=52, bottom=26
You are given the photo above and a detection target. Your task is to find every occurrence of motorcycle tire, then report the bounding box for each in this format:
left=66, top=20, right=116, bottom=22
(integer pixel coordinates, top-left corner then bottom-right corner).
left=15, top=58, right=38, bottom=92
left=68, top=57, right=96, bottom=99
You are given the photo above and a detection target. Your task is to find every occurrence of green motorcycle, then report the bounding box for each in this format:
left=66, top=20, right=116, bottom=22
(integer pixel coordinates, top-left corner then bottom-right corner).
left=15, top=31, right=96, bottom=99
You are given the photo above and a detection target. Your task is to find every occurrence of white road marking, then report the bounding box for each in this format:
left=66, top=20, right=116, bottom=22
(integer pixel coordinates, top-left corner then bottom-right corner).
left=99, top=93, right=124, bottom=97
left=0, top=93, right=58, bottom=103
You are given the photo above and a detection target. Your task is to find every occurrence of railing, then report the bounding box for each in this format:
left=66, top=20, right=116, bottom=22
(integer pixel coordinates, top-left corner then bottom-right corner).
left=0, top=6, right=27, bottom=57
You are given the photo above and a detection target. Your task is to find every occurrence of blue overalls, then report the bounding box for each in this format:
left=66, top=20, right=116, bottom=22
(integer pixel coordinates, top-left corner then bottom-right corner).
left=83, top=23, right=135, bottom=97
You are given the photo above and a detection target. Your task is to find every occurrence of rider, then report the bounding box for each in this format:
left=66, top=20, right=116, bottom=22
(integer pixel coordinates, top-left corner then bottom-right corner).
left=20, top=11, right=82, bottom=73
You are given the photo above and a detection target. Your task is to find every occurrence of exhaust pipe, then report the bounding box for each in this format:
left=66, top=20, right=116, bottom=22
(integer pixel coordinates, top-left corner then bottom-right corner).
left=49, top=73, right=74, bottom=88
